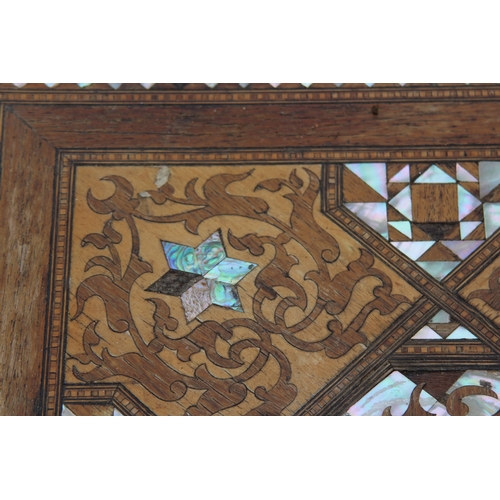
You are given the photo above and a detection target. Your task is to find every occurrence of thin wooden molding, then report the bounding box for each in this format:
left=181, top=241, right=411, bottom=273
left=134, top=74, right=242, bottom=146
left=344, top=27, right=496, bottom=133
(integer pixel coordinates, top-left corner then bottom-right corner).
left=3, top=86, right=500, bottom=105
left=63, top=148, right=500, bottom=164
left=63, top=383, right=154, bottom=416
left=390, top=340, right=500, bottom=371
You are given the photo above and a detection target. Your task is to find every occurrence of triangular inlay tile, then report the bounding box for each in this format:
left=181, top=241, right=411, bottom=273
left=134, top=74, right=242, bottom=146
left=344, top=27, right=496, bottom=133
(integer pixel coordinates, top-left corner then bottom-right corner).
left=460, top=221, right=481, bottom=239
left=462, top=205, right=484, bottom=222
left=415, top=223, right=457, bottom=241
left=417, top=242, right=460, bottom=262
left=457, top=185, right=482, bottom=220
left=389, top=186, right=412, bottom=220
left=457, top=163, right=478, bottom=182
left=482, top=184, right=500, bottom=203
left=479, top=161, right=500, bottom=198
left=416, top=261, right=460, bottom=280
left=388, top=221, right=412, bottom=239
left=391, top=241, right=435, bottom=260
left=483, top=203, right=500, bottom=238
left=389, top=165, right=410, bottom=183
left=411, top=326, right=442, bottom=340
left=430, top=310, right=450, bottom=323
left=344, top=203, right=389, bottom=239
left=388, top=225, right=411, bottom=241
left=343, top=168, right=386, bottom=202
left=466, top=222, right=486, bottom=240
left=447, top=326, right=477, bottom=340
left=415, top=165, right=456, bottom=184
left=345, top=163, right=388, bottom=199
left=441, top=240, right=484, bottom=260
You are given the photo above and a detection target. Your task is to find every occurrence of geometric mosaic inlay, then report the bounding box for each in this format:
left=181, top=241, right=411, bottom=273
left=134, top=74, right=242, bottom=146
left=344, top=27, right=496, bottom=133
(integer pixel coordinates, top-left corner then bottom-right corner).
left=146, top=229, right=257, bottom=322
left=343, top=162, right=500, bottom=280
left=410, top=309, right=477, bottom=340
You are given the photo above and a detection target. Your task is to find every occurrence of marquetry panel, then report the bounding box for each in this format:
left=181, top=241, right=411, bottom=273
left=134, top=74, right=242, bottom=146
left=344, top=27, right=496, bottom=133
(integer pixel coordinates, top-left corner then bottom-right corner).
left=49, top=162, right=422, bottom=416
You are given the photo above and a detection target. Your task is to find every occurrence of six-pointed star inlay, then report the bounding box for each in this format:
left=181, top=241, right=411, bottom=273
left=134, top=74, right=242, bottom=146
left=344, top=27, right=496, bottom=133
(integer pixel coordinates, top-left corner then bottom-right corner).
left=146, top=229, right=257, bottom=322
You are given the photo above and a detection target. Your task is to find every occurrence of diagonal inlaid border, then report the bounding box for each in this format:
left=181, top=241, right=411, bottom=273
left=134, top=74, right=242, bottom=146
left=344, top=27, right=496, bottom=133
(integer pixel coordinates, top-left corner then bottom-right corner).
left=322, top=164, right=500, bottom=354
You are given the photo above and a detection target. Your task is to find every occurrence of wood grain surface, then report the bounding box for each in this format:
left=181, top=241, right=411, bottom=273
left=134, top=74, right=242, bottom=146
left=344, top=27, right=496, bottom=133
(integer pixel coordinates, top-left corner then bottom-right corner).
left=0, top=108, right=56, bottom=415
left=10, top=101, right=500, bottom=150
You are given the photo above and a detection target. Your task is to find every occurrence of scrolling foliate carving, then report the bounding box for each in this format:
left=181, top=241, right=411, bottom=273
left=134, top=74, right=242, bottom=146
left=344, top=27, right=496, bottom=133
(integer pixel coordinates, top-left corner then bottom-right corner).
left=65, top=165, right=419, bottom=415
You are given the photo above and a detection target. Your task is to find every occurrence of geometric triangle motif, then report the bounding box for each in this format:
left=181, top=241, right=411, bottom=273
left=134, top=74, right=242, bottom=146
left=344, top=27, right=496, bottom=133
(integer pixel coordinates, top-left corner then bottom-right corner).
left=388, top=220, right=412, bottom=238
left=416, top=261, right=460, bottom=280
left=479, top=161, right=500, bottom=198
left=483, top=203, right=500, bottom=238
left=344, top=203, right=389, bottom=239
left=457, top=163, right=478, bottom=182
left=418, top=241, right=460, bottom=261
left=457, top=185, right=482, bottom=220
left=409, top=309, right=477, bottom=341
left=441, top=240, right=484, bottom=260
left=389, top=164, right=410, bottom=183
left=460, top=221, right=481, bottom=239
left=415, top=164, right=456, bottom=184
left=389, top=185, right=412, bottom=220
left=346, top=163, right=388, bottom=199
left=342, top=162, right=496, bottom=282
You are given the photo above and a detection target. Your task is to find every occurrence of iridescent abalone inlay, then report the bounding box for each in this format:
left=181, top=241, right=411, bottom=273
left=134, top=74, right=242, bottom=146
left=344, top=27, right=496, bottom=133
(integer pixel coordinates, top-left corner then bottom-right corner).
left=162, top=242, right=201, bottom=274
left=446, top=370, right=500, bottom=416
left=415, top=164, right=455, bottom=184
left=347, top=371, right=438, bottom=416
left=209, top=280, right=243, bottom=311
left=149, top=229, right=257, bottom=322
left=347, top=369, right=500, bottom=416
left=346, top=163, right=388, bottom=199
left=195, top=231, right=226, bottom=274
left=411, top=308, right=477, bottom=340
left=205, top=258, right=258, bottom=285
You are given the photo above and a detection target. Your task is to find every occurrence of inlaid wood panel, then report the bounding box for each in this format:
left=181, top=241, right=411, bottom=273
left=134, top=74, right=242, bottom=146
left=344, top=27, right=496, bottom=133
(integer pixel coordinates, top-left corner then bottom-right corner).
left=58, top=164, right=420, bottom=415
left=3, top=86, right=500, bottom=415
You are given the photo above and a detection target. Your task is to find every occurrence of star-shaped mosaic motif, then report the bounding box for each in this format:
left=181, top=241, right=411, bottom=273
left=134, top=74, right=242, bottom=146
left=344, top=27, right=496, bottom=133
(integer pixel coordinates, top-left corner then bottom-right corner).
left=146, top=229, right=257, bottom=322
left=342, top=162, right=500, bottom=280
